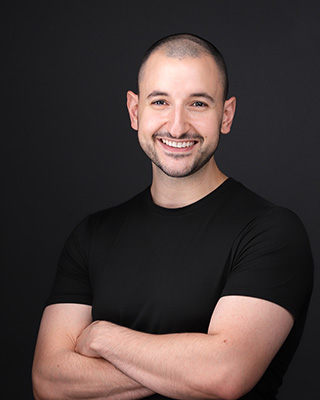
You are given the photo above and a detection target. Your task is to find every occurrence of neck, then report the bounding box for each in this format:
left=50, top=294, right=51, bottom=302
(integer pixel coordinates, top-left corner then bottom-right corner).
left=150, top=158, right=228, bottom=208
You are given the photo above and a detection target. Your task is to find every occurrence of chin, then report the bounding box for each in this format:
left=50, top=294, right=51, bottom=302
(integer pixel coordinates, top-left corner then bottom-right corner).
left=155, top=162, right=205, bottom=178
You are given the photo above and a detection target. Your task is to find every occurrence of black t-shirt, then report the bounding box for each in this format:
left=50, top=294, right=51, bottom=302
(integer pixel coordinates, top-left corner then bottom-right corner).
left=47, top=178, right=314, bottom=399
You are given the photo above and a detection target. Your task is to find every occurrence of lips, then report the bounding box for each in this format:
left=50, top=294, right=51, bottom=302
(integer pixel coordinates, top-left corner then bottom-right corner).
left=160, top=138, right=196, bottom=149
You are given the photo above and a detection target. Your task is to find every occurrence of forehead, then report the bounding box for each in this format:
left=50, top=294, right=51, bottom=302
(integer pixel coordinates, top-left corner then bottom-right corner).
left=139, top=51, right=223, bottom=96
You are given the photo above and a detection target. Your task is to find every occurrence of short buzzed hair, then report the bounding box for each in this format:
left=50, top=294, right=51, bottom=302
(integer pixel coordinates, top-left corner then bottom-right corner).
left=137, top=33, right=229, bottom=100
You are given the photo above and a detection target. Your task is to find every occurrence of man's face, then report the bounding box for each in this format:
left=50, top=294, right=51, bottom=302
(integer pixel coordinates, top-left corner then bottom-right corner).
left=127, top=51, right=235, bottom=178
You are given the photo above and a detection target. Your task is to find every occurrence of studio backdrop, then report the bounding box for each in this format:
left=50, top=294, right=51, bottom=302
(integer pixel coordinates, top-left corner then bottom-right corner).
left=1, top=1, right=319, bottom=399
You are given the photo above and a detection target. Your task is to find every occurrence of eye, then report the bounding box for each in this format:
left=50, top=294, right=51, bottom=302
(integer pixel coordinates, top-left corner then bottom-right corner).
left=152, top=100, right=167, bottom=106
left=192, top=101, right=207, bottom=107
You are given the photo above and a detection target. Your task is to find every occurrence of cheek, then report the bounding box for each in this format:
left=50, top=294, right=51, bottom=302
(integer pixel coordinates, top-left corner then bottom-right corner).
left=193, top=115, right=221, bottom=135
left=139, top=110, right=165, bottom=133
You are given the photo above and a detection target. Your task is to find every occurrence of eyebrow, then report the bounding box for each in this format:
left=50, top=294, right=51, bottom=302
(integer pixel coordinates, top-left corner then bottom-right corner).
left=146, top=90, right=215, bottom=103
left=190, top=92, right=215, bottom=103
left=146, top=91, right=169, bottom=99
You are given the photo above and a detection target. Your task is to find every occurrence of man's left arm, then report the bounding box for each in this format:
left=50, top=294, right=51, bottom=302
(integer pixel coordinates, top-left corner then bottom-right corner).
left=75, top=295, right=294, bottom=400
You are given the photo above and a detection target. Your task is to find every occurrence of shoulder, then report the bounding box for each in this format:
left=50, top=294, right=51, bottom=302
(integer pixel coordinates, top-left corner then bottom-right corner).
left=227, top=179, right=308, bottom=231
left=55, top=188, right=149, bottom=278
left=70, top=188, right=149, bottom=244
left=93, top=188, right=148, bottom=219
left=239, top=183, right=309, bottom=244
left=228, top=180, right=312, bottom=259
left=225, top=183, right=314, bottom=315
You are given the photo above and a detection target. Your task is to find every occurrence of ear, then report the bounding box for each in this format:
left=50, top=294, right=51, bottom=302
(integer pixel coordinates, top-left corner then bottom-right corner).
left=221, top=96, right=236, bottom=134
left=127, top=90, right=139, bottom=131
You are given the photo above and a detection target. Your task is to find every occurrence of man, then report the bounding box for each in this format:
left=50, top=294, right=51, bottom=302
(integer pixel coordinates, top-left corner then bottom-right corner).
left=32, top=34, right=313, bottom=400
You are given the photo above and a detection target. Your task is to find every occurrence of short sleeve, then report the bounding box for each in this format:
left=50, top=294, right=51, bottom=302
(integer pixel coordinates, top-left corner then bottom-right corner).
left=46, top=216, right=93, bottom=306
left=222, top=207, right=314, bottom=319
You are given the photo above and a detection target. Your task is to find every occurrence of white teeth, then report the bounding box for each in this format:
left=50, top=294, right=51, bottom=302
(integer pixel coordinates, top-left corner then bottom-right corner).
left=161, top=139, right=195, bottom=148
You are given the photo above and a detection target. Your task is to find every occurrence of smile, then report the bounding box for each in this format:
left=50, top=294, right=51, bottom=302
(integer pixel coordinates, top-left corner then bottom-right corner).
left=160, top=139, right=196, bottom=148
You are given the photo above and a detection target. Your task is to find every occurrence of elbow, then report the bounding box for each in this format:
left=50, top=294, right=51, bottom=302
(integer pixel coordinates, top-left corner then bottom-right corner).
left=32, top=376, right=61, bottom=400
left=214, top=377, right=249, bottom=400
left=32, top=370, right=45, bottom=400
left=214, top=385, right=248, bottom=400
left=192, top=383, right=247, bottom=400
left=32, top=368, right=50, bottom=400
left=189, top=368, right=251, bottom=400
left=32, top=364, right=60, bottom=400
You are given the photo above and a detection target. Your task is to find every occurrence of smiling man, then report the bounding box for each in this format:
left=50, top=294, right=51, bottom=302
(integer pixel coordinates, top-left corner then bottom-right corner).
left=32, top=34, right=313, bottom=400
left=131, top=49, right=233, bottom=182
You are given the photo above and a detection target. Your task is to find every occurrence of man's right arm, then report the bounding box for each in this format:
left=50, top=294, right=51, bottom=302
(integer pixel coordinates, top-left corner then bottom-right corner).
left=32, top=303, right=154, bottom=400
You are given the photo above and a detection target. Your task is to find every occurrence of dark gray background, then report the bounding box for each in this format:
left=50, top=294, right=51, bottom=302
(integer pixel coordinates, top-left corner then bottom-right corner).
left=1, top=1, right=319, bottom=398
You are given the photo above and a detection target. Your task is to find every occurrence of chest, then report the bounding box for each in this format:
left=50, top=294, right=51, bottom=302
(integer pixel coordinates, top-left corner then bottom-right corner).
left=89, top=213, right=235, bottom=333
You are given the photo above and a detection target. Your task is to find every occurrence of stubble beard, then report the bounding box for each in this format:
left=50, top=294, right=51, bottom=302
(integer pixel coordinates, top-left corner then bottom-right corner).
left=138, top=131, right=221, bottom=178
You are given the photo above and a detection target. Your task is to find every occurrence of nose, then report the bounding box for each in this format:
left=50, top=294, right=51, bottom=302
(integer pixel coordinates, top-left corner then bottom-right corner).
left=166, top=106, right=190, bottom=137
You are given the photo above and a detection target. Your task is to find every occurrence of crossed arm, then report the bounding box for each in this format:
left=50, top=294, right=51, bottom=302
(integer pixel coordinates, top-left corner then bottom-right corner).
left=32, top=304, right=154, bottom=400
left=32, top=296, right=294, bottom=400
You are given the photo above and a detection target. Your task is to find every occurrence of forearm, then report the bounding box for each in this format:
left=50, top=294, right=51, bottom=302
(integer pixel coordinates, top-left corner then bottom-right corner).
left=32, top=349, right=154, bottom=400
left=86, top=323, right=225, bottom=400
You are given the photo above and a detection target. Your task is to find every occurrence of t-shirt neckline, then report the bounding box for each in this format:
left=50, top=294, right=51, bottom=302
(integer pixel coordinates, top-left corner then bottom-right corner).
left=144, top=177, right=236, bottom=217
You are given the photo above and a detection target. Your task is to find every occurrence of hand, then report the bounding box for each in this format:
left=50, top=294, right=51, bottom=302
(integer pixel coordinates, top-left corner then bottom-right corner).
left=75, top=320, right=111, bottom=358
